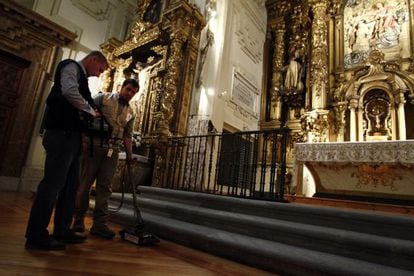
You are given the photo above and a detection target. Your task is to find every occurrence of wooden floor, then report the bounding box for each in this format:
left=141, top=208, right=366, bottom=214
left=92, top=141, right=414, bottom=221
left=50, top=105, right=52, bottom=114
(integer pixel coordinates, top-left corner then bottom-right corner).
left=0, top=192, right=273, bottom=276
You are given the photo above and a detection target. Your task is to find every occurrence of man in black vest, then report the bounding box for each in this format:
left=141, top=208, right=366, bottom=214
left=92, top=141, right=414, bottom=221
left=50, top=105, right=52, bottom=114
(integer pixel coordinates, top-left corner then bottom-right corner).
left=25, top=51, right=108, bottom=250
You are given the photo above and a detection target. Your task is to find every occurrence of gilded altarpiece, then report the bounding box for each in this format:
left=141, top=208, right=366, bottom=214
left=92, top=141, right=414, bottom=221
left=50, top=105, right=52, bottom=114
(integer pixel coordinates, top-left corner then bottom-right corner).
left=343, top=0, right=411, bottom=69
left=263, top=0, right=322, bottom=172
left=299, top=0, right=414, bottom=201
left=264, top=0, right=414, bottom=142
left=264, top=0, right=414, bottom=201
left=332, top=0, right=414, bottom=143
left=101, top=0, right=205, bottom=186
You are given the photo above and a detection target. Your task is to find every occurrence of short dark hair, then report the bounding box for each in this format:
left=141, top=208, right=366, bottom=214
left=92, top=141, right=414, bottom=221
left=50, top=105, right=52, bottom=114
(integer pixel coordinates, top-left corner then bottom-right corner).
left=122, top=78, right=139, bottom=89
left=86, top=51, right=108, bottom=66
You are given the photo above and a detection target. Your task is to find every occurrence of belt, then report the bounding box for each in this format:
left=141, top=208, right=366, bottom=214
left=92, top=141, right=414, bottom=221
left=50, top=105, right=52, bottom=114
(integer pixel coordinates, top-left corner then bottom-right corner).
left=91, top=137, right=123, bottom=146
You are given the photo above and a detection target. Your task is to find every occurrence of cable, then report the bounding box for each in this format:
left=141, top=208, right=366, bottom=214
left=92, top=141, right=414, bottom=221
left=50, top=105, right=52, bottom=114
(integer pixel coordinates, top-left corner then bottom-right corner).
left=127, top=163, right=144, bottom=225
left=108, top=163, right=127, bottom=213
left=118, top=161, right=159, bottom=246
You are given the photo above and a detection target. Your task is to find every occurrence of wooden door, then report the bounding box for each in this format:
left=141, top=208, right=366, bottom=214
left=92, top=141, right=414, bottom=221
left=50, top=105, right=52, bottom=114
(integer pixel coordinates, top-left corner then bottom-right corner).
left=0, top=50, right=30, bottom=172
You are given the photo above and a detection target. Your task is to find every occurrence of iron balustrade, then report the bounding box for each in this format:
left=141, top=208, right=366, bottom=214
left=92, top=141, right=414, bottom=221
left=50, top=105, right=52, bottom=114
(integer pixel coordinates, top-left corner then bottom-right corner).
left=159, top=128, right=290, bottom=201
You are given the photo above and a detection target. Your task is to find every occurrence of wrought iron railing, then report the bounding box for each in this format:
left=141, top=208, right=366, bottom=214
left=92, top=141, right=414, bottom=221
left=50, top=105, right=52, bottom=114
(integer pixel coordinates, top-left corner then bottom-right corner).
left=158, top=128, right=290, bottom=201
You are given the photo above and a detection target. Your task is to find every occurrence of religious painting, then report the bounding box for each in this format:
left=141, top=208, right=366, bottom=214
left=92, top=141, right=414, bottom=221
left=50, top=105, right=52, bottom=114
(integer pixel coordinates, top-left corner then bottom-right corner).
left=143, top=0, right=163, bottom=24
left=343, top=0, right=410, bottom=69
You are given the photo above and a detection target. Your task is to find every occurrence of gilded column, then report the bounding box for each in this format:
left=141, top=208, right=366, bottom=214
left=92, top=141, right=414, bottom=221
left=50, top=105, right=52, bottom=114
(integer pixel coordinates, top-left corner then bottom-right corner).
left=270, top=22, right=286, bottom=121
left=358, top=103, right=364, bottom=142
left=349, top=98, right=358, bottom=142
left=263, top=0, right=289, bottom=127
left=157, top=31, right=187, bottom=136
left=100, top=38, right=123, bottom=92
left=396, top=91, right=406, bottom=140
left=309, top=1, right=329, bottom=110
left=330, top=0, right=343, bottom=71
left=152, top=31, right=186, bottom=187
left=176, top=31, right=202, bottom=136
left=332, top=102, right=347, bottom=142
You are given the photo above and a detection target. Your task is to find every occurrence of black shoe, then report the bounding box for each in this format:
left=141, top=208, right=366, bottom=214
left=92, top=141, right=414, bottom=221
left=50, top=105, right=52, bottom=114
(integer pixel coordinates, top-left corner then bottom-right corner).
left=138, top=233, right=160, bottom=246
left=72, top=219, right=85, bottom=233
left=25, top=237, right=65, bottom=250
left=54, top=231, right=87, bottom=244
left=90, top=225, right=116, bottom=239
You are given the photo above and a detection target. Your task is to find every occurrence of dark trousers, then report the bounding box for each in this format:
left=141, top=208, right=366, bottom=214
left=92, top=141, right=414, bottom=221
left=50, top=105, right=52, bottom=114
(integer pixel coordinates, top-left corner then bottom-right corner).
left=25, top=130, right=81, bottom=240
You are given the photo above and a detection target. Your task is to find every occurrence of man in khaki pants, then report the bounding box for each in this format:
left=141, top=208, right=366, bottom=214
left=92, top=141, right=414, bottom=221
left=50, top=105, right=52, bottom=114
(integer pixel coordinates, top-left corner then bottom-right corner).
left=73, top=79, right=139, bottom=238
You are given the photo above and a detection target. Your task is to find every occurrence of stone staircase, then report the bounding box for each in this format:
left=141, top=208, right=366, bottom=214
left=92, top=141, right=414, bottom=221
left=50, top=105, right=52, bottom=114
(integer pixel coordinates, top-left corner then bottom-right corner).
left=108, top=186, right=414, bottom=276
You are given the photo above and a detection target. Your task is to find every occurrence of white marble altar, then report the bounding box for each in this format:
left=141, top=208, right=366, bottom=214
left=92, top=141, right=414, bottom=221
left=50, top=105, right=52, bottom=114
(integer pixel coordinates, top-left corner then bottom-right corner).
left=294, top=141, right=414, bottom=201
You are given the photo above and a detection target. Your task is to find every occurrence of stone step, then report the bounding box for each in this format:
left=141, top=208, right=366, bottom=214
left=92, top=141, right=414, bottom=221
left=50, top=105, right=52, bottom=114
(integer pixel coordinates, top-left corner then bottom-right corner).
left=132, top=186, right=414, bottom=241
left=109, top=193, right=414, bottom=271
left=109, top=202, right=414, bottom=276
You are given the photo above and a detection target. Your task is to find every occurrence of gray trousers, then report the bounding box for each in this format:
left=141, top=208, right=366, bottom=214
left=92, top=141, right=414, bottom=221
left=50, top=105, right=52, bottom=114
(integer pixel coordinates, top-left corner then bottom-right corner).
left=74, top=144, right=119, bottom=226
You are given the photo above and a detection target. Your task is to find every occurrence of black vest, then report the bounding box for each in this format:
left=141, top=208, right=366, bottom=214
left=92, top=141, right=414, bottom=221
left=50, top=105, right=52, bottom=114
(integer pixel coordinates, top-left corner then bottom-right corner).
left=43, top=59, right=95, bottom=131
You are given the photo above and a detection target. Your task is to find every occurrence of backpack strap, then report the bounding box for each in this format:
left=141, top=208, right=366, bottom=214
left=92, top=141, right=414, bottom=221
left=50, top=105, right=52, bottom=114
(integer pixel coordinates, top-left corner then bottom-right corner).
left=86, top=107, right=113, bottom=157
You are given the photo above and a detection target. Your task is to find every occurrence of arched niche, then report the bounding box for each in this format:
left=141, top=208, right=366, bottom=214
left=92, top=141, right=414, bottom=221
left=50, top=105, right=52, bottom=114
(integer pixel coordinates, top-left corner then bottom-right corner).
left=405, top=100, right=414, bottom=139
left=338, top=50, right=414, bottom=141
left=362, top=89, right=392, bottom=140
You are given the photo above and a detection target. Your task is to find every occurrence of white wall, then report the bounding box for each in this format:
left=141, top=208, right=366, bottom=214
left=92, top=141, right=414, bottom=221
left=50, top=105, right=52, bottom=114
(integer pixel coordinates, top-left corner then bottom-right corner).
left=191, top=0, right=266, bottom=133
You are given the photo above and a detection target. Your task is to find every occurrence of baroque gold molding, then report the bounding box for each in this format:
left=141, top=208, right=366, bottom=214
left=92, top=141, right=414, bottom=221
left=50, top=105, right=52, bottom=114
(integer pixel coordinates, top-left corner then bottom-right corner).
left=351, top=164, right=403, bottom=190
left=114, top=26, right=162, bottom=57
left=0, top=0, right=77, bottom=47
